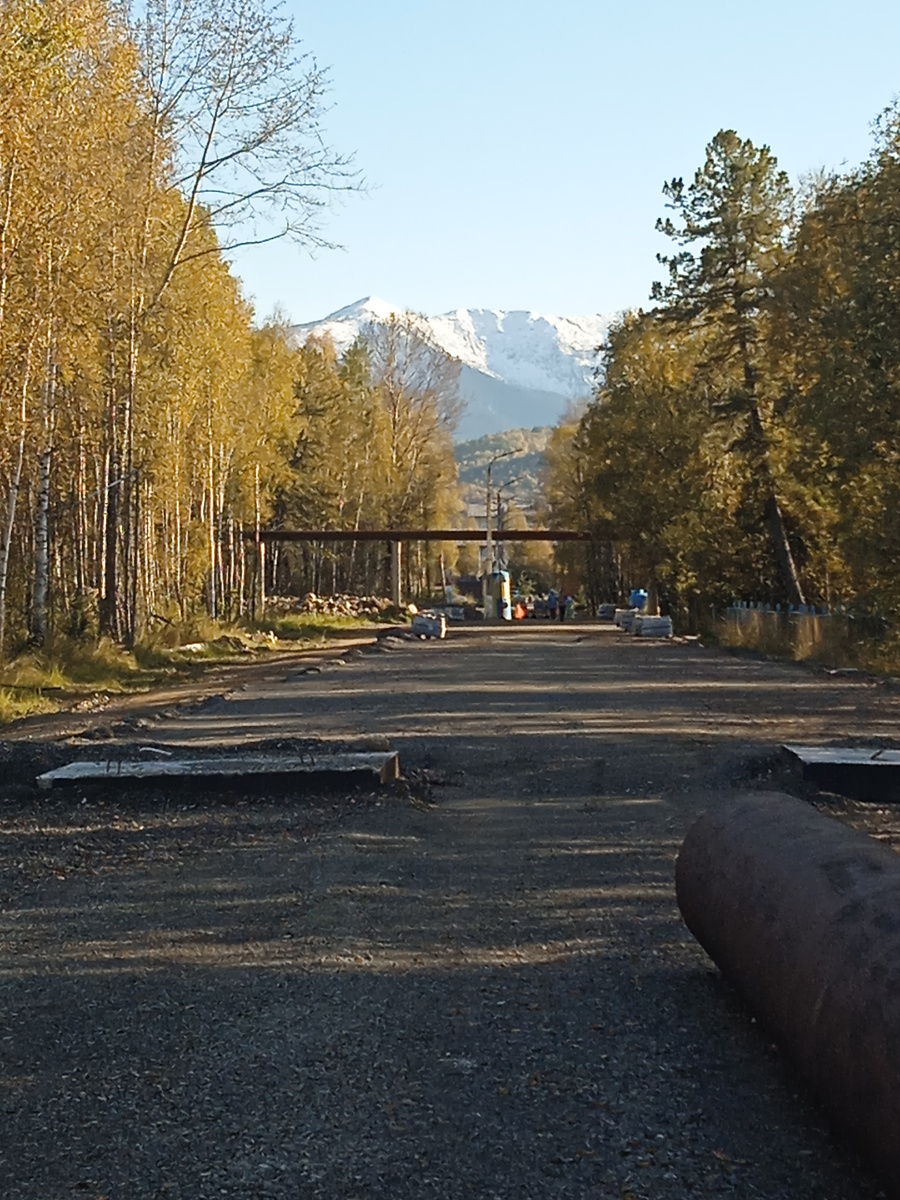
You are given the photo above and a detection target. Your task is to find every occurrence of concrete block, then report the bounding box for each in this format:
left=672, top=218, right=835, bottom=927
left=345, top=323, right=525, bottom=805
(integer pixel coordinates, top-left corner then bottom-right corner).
left=783, top=744, right=900, bottom=802
left=37, top=751, right=401, bottom=791
left=411, top=614, right=447, bottom=639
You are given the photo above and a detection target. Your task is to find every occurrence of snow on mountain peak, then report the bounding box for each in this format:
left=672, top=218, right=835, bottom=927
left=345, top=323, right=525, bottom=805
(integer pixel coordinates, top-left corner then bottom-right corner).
left=425, top=306, right=609, bottom=396
left=287, top=298, right=613, bottom=438
left=324, top=295, right=399, bottom=323
left=289, top=299, right=610, bottom=398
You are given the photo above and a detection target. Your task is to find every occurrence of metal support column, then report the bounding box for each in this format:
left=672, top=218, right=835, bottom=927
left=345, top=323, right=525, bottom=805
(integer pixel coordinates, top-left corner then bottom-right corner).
left=483, top=508, right=493, bottom=621
left=390, top=539, right=402, bottom=608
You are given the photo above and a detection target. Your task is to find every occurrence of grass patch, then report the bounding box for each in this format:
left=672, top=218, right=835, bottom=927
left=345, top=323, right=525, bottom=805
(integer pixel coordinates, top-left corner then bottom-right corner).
left=1, top=637, right=141, bottom=691
left=0, top=608, right=394, bottom=724
left=0, top=636, right=153, bottom=723
left=716, top=609, right=899, bottom=674
left=0, top=687, right=59, bottom=723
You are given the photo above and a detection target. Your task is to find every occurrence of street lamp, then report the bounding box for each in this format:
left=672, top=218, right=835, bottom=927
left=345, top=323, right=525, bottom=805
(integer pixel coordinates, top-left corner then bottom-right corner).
left=484, top=449, right=520, bottom=618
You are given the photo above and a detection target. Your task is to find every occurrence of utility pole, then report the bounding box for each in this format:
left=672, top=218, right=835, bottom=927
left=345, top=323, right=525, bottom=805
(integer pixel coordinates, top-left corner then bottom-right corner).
left=483, top=449, right=519, bottom=619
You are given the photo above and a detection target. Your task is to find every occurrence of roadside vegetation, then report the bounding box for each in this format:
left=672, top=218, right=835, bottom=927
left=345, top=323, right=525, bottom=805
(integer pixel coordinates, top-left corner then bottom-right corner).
left=0, top=0, right=463, bottom=706
left=548, top=118, right=900, bottom=652
left=0, top=608, right=394, bottom=724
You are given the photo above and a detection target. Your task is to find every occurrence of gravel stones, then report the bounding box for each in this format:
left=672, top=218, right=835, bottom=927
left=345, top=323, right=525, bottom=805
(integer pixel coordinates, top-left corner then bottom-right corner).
left=0, top=629, right=894, bottom=1198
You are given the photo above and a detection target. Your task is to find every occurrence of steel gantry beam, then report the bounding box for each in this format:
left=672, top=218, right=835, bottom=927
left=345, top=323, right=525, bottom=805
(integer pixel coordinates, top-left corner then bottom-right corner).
left=244, top=529, right=591, bottom=542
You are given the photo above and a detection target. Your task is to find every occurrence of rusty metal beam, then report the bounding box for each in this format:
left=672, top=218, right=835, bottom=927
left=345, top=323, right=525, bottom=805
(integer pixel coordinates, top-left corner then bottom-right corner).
left=677, top=792, right=900, bottom=1194
left=243, top=529, right=591, bottom=543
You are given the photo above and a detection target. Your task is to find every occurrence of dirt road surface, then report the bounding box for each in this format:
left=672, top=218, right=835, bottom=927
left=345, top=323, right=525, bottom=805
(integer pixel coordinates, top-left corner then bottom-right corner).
left=1, top=624, right=896, bottom=1199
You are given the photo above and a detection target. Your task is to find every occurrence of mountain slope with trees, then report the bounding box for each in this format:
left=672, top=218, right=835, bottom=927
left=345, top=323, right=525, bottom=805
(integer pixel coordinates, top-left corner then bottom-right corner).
left=454, top=426, right=553, bottom=516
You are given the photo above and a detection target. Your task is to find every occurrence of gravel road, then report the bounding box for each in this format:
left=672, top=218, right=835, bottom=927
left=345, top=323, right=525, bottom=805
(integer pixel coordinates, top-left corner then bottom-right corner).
left=0, top=624, right=895, bottom=1199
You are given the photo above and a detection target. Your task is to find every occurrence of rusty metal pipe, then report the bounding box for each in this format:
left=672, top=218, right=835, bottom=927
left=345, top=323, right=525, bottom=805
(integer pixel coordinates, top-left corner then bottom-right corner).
left=676, top=792, right=900, bottom=1194
left=240, top=529, right=591, bottom=542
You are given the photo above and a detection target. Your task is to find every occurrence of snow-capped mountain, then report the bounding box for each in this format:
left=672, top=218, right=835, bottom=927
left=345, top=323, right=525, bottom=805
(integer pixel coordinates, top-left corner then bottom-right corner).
left=287, top=296, right=610, bottom=440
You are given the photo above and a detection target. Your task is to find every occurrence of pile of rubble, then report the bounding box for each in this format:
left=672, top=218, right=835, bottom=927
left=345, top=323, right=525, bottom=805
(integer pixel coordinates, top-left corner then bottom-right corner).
left=267, top=592, right=393, bottom=618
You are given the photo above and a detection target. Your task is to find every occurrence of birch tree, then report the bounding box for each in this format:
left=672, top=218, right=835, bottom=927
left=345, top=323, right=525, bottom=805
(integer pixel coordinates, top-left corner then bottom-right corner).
left=90, top=0, right=357, bottom=636
left=364, top=313, right=461, bottom=527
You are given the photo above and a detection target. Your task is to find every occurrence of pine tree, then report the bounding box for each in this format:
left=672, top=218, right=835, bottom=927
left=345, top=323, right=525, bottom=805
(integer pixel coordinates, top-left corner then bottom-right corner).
left=653, top=130, right=806, bottom=606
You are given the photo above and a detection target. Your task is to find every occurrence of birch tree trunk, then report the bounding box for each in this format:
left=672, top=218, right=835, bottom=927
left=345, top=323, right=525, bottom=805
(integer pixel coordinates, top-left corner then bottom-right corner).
left=31, top=329, right=57, bottom=646
left=99, top=321, right=120, bottom=638
left=31, top=447, right=52, bottom=645
left=0, top=340, right=33, bottom=653
left=254, top=462, right=265, bottom=616
left=206, top=397, right=216, bottom=618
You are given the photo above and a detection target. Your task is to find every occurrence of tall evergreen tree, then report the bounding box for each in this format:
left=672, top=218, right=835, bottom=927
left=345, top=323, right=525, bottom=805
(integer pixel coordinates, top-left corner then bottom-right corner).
left=653, top=129, right=806, bottom=605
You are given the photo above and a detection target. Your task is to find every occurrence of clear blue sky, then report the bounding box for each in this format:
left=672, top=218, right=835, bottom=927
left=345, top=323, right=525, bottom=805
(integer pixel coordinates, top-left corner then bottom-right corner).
left=232, top=0, right=900, bottom=325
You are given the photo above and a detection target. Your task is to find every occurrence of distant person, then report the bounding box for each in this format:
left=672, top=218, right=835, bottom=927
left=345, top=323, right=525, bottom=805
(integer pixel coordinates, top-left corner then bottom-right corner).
left=565, top=594, right=575, bottom=621
left=547, top=588, right=558, bottom=620
left=558, top=591, right=567, bottom=621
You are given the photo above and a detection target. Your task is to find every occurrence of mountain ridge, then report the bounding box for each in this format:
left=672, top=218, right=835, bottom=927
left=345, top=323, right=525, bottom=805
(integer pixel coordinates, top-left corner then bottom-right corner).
left=287, top=296, right=609, bottom=440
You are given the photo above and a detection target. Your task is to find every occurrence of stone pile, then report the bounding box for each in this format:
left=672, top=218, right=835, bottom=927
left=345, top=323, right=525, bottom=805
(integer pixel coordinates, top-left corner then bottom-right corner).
left=268, top=592, right=393, bottom=618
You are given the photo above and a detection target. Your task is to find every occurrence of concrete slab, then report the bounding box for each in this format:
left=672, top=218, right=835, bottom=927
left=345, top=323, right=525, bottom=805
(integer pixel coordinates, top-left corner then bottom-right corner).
left=783, top=744, right=900, bottom=802
left=36, top=751, right=401, bottom=791
left=634, top=615, right=674, bottom=638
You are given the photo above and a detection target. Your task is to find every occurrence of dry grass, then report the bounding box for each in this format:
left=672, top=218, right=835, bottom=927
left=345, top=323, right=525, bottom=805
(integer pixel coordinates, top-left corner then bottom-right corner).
left=0, top=637, right=143, bottom=723
left=715, top=609, right=887, bottom=671
left=0, top=610, right=388, bottom=724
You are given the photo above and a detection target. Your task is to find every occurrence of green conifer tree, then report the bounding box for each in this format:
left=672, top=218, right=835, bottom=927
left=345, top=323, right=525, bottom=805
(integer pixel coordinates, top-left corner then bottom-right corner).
left=654, top=129, right=806, bottom=606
